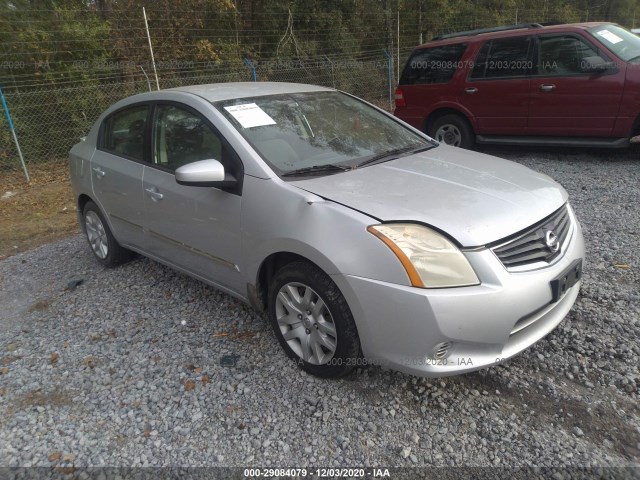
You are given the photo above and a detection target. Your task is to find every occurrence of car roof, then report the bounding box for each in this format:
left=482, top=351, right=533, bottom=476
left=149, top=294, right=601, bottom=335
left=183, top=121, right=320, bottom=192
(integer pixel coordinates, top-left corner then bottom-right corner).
left=420, top=22, right=613, bottom=48
left=165, top=82, right=335, bottom=102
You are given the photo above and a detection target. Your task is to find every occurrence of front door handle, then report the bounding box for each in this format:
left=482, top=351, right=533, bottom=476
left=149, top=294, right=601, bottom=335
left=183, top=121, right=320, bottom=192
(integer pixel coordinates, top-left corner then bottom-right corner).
left=145, top=187, right=164, bottom=201
left=92, top=167, right=105, bottom=178
left=464, top=87, right=478, bottom=94
left=540, top=84, right=556, bottom=92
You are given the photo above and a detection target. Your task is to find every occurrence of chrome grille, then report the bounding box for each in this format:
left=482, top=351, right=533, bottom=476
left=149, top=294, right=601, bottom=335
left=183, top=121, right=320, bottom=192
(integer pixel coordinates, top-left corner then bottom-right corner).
left=492, top=205, right=571, bottom=268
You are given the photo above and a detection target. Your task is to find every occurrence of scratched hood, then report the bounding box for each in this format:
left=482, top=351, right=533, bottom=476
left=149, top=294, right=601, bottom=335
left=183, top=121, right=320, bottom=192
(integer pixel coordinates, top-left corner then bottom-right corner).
left=289, top=145, right=568, bottom=247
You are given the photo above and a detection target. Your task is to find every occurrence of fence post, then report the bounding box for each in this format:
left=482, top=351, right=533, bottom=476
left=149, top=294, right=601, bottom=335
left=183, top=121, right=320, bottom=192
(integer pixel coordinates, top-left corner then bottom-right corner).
left=383, top=49, right=393, bottom=111
left=324, top=55, right=336, bottom=88
left=397, top=10, right=400, bottom=85
left=143, top=7, right=160, bottom=90
left=243, top=58, right=257, bottom=82
left=139, top=66, right=152, bottom=92
left=0, top=86, right=29, bottom=182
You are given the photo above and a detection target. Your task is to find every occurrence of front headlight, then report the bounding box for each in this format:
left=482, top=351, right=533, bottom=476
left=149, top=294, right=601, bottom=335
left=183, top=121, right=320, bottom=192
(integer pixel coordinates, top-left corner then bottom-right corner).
left=367, top=223, right=479, bottom=288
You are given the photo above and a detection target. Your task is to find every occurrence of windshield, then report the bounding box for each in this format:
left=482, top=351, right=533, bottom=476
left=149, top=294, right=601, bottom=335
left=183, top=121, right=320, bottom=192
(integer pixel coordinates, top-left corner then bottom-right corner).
left=215, top=91, right=432, bottom=176
left=588, top=24, right=640, bottom=62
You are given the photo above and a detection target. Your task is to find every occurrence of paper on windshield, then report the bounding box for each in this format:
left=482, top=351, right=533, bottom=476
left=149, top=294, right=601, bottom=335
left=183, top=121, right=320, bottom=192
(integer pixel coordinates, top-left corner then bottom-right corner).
left=224, top=103, right=276, bottom=129
left=596, top=29, right=623, bottom=44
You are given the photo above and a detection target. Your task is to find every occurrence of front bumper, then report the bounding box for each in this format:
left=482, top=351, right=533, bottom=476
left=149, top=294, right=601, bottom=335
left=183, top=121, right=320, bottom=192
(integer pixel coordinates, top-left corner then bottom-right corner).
left=332, top=210, right=585, bottom=377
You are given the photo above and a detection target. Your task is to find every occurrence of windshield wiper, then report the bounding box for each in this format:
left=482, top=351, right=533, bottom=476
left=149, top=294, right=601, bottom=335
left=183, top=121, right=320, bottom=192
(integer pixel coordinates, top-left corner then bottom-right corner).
left=281, top=163, right=351, bottom=177
left=355, top=144, right=433, bottom=169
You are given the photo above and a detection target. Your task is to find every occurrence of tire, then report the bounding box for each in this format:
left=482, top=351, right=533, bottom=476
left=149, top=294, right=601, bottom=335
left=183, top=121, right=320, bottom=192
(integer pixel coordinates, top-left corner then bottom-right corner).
left=267, top=261, right=361, bottom=378
left=82, top=201, right=134, bottom=267
left=428, top=114, right=475, bottom=149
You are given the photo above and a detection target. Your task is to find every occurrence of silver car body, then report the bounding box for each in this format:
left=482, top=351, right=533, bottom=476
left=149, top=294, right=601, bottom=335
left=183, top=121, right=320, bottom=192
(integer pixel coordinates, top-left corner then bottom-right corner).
left=69, top=82, right=585, bottom=377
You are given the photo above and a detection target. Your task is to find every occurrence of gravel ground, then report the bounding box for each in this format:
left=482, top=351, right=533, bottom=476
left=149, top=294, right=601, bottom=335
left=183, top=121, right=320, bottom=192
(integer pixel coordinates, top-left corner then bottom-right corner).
left=0, top=146, right=639, bottom=472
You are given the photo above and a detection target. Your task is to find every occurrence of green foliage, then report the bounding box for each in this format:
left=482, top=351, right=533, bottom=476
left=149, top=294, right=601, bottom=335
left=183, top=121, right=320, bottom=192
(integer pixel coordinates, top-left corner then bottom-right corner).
left=1, top=0, right=639, bottom=167
left=3, top=0, right=639, bottom=88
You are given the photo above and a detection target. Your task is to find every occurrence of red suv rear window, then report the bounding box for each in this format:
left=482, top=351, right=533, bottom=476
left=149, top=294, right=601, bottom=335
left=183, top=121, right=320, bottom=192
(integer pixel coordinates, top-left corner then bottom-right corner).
left=400, top=44, right=468, bottom=85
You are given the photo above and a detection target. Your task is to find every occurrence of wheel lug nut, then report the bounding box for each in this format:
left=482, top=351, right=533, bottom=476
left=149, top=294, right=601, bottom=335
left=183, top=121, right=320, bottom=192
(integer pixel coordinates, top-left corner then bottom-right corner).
left=314, top=324, right=319, bottom=329
left=305, top=329, right=310, bottom=334
left=306, top=310, right=311, bottom=315
left=297, top=314, right=302, bottom=319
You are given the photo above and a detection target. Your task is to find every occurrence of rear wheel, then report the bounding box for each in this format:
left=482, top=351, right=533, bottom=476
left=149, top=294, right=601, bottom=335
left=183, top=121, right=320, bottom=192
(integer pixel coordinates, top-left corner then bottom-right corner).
left=268, top=261, right=361, bottom=378
left=429, top=114, right=475, bottom=149
left=83, top=201, right=134, bottom=267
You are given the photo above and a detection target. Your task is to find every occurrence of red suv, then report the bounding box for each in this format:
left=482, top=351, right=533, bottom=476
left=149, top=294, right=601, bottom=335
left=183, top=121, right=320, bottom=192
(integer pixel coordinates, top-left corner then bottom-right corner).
left=394, top=23, right=640, bottom=149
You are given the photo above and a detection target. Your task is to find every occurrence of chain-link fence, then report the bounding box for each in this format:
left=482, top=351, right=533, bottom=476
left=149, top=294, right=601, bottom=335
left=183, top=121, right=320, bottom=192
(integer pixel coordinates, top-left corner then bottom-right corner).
left=0, top=1, right=634, bottom=179
left=0, top=49, right=410, bottom=177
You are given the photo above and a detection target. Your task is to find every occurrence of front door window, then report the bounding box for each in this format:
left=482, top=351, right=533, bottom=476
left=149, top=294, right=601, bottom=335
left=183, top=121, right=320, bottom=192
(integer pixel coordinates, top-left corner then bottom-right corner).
left=153, top=105, right=222, bottom=171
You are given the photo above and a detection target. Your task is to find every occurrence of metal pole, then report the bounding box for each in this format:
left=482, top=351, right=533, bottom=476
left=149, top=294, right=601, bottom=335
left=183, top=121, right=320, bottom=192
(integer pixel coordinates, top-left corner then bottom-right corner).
left=418, top=0, right=423, bottom=44
left=243, top=58, right=257, bottom=82
left=383, top=49, right=393, bottom=111
left=139, top=66, right=152, bottom=92
left=397, top=10, right=400, bottom=84
left=0, top=86, right=29, bottom=182
left=143, top=7, right=160, bottom=91
left=324, top=55, right=335, bottom=88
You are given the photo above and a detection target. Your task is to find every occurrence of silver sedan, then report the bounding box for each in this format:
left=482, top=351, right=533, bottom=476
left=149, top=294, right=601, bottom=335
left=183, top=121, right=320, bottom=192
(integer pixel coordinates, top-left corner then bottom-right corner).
left=69, top=82, right=585, bottom=378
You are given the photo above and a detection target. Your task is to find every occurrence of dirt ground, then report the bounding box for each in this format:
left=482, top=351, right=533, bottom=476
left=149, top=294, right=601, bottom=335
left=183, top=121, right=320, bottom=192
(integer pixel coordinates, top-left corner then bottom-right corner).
left=0, top=162, right=79, bottom=260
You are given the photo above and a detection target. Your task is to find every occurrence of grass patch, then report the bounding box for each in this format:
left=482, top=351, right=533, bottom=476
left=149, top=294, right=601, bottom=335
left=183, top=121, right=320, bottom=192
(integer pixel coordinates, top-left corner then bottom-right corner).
left=0, top=162, right=79, bottom=259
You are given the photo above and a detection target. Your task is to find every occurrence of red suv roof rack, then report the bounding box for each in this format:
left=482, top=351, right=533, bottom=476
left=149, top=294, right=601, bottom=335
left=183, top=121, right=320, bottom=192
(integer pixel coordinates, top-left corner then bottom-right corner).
left=431, top=23, right=543, bottom=41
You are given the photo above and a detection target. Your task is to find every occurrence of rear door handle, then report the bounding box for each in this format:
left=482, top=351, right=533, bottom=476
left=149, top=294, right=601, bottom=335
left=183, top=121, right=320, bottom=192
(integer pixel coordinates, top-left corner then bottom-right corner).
left=92, top=167, right=105, bottom=178
left=145, top=187, right=164, bottom=201
left=464, top=87, right=478, bottom=94
left=540, top=84, right=556, bottom=92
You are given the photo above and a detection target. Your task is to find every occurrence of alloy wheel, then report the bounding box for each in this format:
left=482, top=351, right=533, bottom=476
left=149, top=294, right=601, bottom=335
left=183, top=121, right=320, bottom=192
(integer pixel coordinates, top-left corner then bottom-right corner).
left=85, top=210, right=108, bottom=259
left=275, top=282, right=338, bottom=365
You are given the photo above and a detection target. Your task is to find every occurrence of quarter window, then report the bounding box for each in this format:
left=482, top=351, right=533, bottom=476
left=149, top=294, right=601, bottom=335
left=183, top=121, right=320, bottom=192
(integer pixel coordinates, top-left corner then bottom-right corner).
left=470, top=37, right=532, bottom=79
left=536, top=35, right=604, bottom=75
left=400, top=44, right=468, bottom=85
left=102, top=106, right=148, bottom=161
left=153, top=105, right=223, bottom=172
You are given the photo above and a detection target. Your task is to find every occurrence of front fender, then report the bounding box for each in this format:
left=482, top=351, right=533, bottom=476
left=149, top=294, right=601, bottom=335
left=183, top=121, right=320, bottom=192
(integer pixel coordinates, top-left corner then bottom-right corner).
left=241, top=176, right=410, bottom=289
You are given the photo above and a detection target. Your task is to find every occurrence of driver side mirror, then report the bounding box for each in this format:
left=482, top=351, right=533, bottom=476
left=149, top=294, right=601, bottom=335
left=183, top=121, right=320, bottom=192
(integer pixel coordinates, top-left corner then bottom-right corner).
left=580, top=56, right=616, bottom=73
left=175, top=159, right=237, bottom=188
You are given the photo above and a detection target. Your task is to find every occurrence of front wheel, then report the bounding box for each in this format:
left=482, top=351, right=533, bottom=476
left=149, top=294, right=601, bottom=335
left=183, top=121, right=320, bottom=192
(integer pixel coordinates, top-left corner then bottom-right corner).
left=429, top=114, right=475, bottom=149
left=267, top=261, right=361, bottom=378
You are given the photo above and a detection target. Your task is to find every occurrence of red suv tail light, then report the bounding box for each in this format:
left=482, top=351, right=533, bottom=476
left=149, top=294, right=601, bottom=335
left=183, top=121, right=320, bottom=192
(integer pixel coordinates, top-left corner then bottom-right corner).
left=395, top=88, right=406, bottom=108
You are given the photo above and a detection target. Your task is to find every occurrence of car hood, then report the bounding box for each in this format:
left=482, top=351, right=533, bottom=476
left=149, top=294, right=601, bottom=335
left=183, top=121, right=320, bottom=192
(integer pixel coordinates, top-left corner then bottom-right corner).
left=288, top=145, right=567, bottom=247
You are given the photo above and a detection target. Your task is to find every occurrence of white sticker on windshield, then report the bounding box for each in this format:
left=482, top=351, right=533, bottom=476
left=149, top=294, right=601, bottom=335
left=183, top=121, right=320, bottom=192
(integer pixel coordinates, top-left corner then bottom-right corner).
left=224, top=103, right=276, bottom=129
left=596, top=29, right=623, bottom=44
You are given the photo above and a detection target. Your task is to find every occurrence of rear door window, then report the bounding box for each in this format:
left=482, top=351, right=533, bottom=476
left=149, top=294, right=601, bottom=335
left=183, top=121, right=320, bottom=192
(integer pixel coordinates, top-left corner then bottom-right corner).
left=101, top=105, right=149, bottom=161
left=400, top=44, right=468, bottom=85
left=470, top=36, right=532, bottom=80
